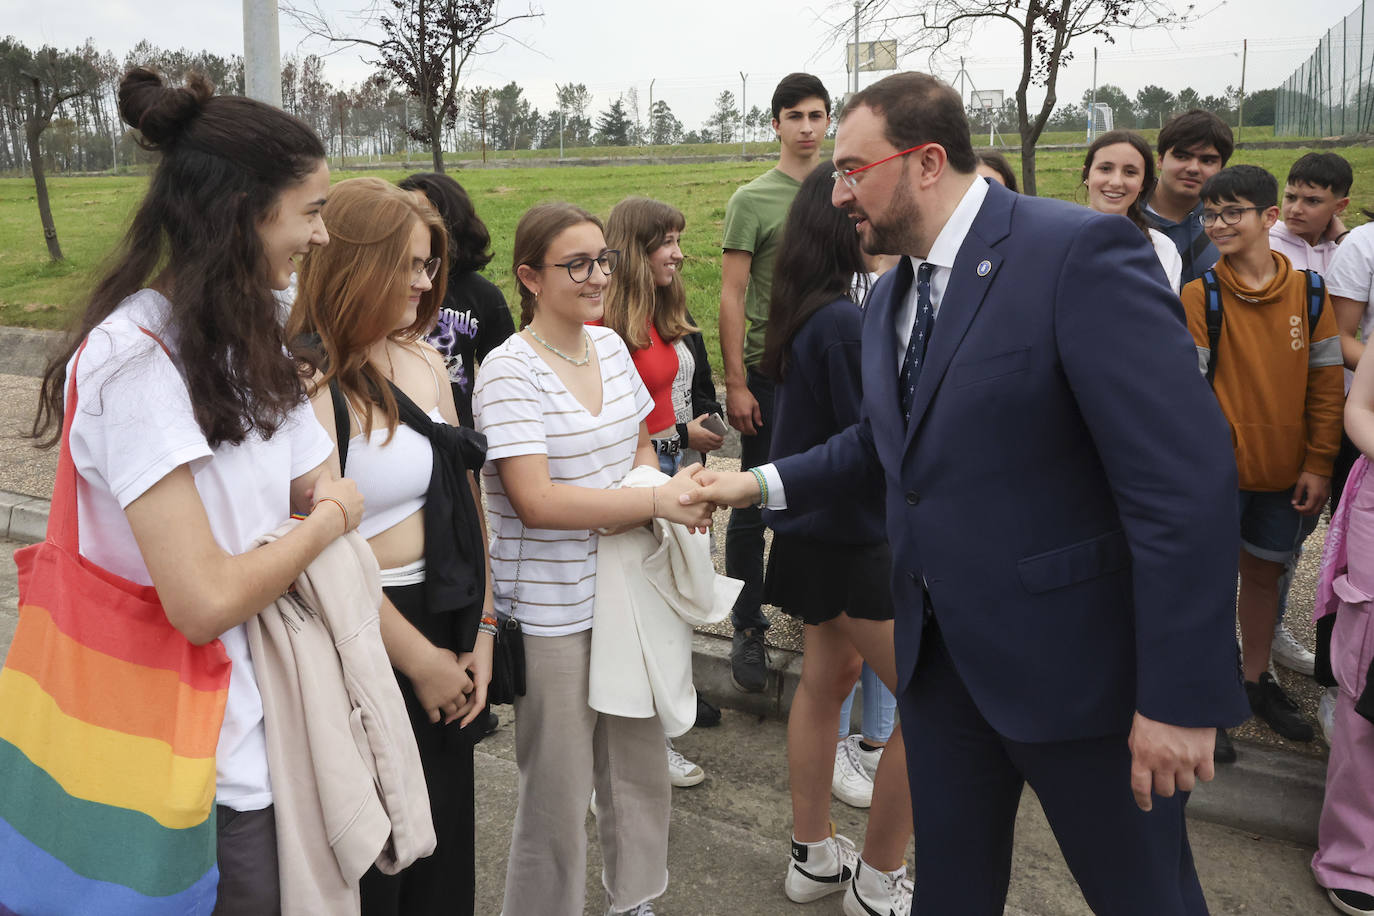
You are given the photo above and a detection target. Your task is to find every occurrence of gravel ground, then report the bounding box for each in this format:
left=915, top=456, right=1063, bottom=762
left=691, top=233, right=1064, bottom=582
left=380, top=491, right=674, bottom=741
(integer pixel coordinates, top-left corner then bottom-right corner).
left=698, top=453, right=1332, bottom=759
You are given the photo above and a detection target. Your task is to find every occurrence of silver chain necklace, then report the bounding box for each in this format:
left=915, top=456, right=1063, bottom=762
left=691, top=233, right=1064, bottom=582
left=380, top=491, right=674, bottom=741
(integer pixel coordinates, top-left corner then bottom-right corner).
left=527, top=326, right=591, bottom=366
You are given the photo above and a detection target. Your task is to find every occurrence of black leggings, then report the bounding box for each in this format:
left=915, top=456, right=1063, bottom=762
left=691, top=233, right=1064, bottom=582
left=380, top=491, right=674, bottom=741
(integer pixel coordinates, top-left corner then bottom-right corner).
left=360, top=582, right=478, bottom=916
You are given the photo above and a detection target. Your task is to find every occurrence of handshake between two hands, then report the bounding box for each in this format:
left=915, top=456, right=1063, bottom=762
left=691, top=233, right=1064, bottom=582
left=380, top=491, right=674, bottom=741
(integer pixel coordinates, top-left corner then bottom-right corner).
left=655, top=463, right=765, bottom=535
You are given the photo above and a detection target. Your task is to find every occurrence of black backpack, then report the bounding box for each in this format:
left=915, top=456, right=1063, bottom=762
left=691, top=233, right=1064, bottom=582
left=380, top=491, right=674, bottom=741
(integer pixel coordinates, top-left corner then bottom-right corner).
left=1201, top=267, right=1326, bottom=387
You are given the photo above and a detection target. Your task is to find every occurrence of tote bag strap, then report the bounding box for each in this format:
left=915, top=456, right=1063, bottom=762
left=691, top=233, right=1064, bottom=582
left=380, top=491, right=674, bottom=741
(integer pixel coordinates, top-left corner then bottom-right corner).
left=48, top=327, right=172, bottom=555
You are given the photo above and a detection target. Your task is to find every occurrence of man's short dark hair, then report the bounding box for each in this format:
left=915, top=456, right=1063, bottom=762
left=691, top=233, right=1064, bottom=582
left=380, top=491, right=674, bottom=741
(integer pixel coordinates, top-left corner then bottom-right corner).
left=1157, top=109, right=1235, bottom=165
left=1286, top=152, right=1353, bottom=197
left=771, top=73, right=831, bottom=120
left=1201, top=164, right=1278, bottom=210
left=842, top=72, right=977, bottom=174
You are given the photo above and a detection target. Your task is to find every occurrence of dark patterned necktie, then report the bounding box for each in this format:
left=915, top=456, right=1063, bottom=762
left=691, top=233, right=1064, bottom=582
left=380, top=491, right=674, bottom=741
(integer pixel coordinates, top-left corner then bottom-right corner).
left=899, top=262, right=936, bottom=422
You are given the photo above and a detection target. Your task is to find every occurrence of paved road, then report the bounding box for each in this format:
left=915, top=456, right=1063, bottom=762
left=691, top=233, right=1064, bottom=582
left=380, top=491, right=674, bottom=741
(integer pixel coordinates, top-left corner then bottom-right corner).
left=0, top=539, right=1333, bottom=914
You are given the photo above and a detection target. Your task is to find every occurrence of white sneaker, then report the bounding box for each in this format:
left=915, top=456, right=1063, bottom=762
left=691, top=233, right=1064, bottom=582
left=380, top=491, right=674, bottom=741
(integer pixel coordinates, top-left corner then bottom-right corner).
left=832, top=737, right=875, bottom=808
left=1272, top=622, right=1316, bottom=676
left=784, top=833, right=858, bottom=903
left=848, top=734, right=884, bottom=781
left=844, top=859, right=913, bottom=916
left=606, top=902, right=655, bottom=916
left=1320, top=686, right=1339, bottom=744
left=666, top=738, right=704, bottom=787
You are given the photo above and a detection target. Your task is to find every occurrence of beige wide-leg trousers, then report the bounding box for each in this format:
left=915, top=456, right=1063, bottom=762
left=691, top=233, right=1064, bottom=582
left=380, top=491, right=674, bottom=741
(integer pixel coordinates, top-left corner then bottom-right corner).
left=502, top=630, right=671, bottom=915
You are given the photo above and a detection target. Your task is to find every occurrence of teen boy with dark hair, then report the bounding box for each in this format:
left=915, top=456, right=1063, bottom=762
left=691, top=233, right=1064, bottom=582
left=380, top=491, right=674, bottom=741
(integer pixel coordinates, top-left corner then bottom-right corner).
left=719, top=72, right=831, bottom=691
left=1271, top=152, right=1353, bottom=273
left=1267, top=151, right=1354, bottom=686
left=1181, top=164, right=1343, bottom=756
left=1146, top=109, right=1235, bottom=286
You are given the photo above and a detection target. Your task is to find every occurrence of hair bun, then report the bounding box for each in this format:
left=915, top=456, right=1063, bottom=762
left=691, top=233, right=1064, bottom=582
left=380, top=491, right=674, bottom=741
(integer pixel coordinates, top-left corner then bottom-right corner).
left=119, top=67, right=213, bottom=149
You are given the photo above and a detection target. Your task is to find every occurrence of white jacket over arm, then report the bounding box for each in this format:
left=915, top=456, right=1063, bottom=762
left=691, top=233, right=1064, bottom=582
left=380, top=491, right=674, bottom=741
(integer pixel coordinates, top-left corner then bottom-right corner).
left=590, top=466, right=742, bottom=737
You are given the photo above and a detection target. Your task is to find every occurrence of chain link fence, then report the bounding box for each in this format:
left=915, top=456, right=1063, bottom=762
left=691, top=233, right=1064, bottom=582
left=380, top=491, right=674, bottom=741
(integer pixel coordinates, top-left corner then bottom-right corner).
left=1276, top=1, right=1374, bottom=135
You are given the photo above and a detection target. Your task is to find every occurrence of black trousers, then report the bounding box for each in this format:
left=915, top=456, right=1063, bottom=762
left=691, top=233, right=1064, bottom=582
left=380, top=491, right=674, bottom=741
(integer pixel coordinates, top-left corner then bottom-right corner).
left=360, top=582, right=478, bottom=916
left=898, top=620, right=1207, bottom=915
left=725, top=367, right=775, bottom=631
left=212, top=805, right=280, bottom=916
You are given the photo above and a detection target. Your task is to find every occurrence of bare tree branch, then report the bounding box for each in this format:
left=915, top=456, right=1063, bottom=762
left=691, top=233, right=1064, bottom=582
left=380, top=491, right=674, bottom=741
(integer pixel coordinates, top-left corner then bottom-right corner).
left=821, top=0, right=1196, bottom=194
left=282, top=0, right=542, bottom=171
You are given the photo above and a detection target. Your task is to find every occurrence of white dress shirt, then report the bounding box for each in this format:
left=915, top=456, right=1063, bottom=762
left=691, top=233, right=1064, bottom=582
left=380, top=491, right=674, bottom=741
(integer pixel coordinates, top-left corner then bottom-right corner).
left=757, top=175, right=990, bottom=509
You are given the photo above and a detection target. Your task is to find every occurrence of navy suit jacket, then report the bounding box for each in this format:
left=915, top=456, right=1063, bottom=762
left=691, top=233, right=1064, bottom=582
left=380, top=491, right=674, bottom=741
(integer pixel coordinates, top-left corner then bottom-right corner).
left=775, top=182, right=1250, bottom=743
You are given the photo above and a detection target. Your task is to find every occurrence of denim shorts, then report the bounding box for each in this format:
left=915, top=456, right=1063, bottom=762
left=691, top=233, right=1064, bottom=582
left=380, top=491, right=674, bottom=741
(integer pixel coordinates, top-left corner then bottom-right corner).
left=1238, top=488, right=1319, bottom=563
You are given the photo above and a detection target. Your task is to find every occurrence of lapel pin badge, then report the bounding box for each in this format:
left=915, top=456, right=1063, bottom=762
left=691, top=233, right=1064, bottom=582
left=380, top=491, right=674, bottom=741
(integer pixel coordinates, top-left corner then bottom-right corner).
left=977, top=260, right=991, bottom=277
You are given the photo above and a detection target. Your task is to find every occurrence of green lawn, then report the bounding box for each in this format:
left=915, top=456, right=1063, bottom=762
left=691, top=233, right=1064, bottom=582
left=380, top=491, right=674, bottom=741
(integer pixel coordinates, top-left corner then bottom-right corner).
left=3, top=139, right=1370, bottom=365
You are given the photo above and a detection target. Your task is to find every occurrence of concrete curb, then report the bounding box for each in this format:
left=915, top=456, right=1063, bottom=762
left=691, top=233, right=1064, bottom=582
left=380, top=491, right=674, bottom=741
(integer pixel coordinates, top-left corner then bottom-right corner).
left=0, top=489, right=48, bottom=543
left=0, top=327, right=63, bottom=378
left=4, top=487, right=1327, bottom=847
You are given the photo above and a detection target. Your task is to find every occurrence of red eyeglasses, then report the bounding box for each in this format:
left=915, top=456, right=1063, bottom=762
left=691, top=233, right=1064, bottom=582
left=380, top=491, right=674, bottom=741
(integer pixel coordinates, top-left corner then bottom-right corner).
left=832, top=142, right=936, bottom=189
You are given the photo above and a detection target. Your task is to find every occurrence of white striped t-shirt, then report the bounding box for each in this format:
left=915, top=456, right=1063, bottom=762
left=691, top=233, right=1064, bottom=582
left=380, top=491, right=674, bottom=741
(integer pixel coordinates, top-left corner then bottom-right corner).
left=474, top=325, right=653, bottom=635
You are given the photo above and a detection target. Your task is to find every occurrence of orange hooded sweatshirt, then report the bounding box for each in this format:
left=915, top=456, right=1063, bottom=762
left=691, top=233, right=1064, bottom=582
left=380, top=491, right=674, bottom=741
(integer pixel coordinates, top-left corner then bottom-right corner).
left=1181, top=251, right=1344, bottom=491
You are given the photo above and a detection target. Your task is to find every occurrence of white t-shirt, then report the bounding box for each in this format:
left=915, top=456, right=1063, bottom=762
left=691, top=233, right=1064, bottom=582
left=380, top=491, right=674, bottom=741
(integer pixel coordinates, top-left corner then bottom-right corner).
left=1148, top=228, right=1184, bottom=294
left=1322, top=224, right=1374, bottom=393
left=473, top=325, right=653, bottom=636
left=67, top=289, right=333, bottom=811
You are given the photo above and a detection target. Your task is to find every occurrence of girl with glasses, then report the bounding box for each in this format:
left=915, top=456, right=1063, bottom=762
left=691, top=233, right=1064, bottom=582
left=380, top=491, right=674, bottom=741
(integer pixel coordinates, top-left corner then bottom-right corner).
left=398, top=172, right=516, bottom=429
left=473, top=203, right=712, bottom=916
left=761, top=162, right=914, bottom=916
left=287, top=177, right=495, bottom=916
left=1081, top=130, right=1184, bottom=293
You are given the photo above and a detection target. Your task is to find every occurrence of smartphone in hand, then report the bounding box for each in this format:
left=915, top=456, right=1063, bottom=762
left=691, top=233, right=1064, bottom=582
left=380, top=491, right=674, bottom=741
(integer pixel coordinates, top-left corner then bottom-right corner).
left=701, top=413, right=729, bottom=437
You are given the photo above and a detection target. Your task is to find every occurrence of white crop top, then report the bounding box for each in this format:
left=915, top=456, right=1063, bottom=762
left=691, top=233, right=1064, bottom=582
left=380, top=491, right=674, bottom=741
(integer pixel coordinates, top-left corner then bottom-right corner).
left=347, top=407, right=441, bottom=539
left=345, top=347, right=446, bottom=539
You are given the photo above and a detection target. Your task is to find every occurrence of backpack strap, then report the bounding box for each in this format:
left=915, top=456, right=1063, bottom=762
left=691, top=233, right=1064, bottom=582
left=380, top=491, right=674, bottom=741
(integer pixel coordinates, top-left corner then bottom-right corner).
left=1304, top=269, right=1326, bottom=338
left=1202, top=269, right=1224, bottom=386
left=329, top=379, right=350, bottom=475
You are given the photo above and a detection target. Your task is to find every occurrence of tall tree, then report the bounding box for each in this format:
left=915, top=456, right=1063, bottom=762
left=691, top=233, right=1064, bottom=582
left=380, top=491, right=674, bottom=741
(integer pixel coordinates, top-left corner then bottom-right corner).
left=595, top=97, right=631, bottom=146
left=0, top=40, right=97, bottom=260
left=489, top=81, right=532, bottom=149
left=705, top=90, right=739, bottom=143
left=845, top=0, right=1190, bottom=195
left=1134, top=84, right=1175, bottom=128
left=555, top=82, right=593, bottom=147
left=624, top=85, right=643, bottom=145
left=286, top=0, right=541, bottom=172
left=648, top=99, right=682, bottom=145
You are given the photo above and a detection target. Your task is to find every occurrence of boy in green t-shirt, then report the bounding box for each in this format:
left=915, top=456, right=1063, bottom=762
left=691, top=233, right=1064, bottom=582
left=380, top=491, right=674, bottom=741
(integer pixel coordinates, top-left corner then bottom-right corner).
left=719, top=73, right=831, bottom=694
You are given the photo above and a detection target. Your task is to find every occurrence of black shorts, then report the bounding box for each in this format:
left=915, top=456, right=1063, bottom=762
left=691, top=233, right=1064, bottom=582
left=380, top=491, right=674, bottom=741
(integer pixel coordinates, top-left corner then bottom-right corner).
left=762, top=533, right=894, bottom=626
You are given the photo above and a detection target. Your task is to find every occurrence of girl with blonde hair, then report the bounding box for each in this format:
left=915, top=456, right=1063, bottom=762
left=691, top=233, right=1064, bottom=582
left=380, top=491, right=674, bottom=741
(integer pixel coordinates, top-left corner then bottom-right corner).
left=288, top=177, right=495, bottom=916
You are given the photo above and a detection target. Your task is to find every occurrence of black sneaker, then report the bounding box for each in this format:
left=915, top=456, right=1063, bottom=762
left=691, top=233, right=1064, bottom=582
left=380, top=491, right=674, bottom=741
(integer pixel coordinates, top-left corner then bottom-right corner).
left=731, top=628, right=769, bottom=693
left=1213, top=727, right=1237, bottom=764
left=1330, top=887, right=1374, bottom=915
left=1246, top=672, right=1315, bottom=742
left=695, top=694, right=722, bottom=728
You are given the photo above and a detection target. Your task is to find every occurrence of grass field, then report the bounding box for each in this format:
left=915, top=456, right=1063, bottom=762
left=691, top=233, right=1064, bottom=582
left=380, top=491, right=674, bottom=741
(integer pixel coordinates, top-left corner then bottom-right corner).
left=1, top=136, right=1368, bottom=365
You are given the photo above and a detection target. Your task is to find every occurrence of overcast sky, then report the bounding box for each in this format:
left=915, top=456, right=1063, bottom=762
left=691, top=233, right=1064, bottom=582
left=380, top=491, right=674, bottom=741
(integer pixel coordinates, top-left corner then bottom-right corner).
left=5, top=0, right=1363, bottom=130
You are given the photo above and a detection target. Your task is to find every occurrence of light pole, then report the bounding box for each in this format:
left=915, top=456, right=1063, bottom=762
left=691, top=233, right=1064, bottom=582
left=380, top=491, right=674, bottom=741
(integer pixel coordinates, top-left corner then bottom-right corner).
left=740, top=72, right=747, bottom=156
left=242, top=0, right=283, bottom=107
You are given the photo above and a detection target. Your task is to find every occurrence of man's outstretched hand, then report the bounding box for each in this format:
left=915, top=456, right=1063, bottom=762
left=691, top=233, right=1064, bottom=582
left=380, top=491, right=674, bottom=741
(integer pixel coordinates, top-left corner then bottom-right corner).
left=679, top=468, right=762, bottom=511
left=1127, top=712, right=1217, bottom=811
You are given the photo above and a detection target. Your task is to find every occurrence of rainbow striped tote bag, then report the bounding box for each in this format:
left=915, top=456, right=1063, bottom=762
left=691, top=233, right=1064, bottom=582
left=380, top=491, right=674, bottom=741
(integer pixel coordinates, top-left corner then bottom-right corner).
left=0, top=336, right=230, bottom=915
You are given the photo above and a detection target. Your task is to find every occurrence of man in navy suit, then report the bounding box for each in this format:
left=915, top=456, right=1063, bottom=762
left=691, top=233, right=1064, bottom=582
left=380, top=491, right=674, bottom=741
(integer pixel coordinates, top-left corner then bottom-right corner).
left=684, top=72, right=1249, bottom=913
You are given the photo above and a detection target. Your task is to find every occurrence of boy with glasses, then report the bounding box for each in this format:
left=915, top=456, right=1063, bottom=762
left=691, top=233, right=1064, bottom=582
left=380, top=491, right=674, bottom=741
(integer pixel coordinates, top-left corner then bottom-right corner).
left=719, top=73, right=831, bottom=692
left=1181, top=165, right=1344, bottom=756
